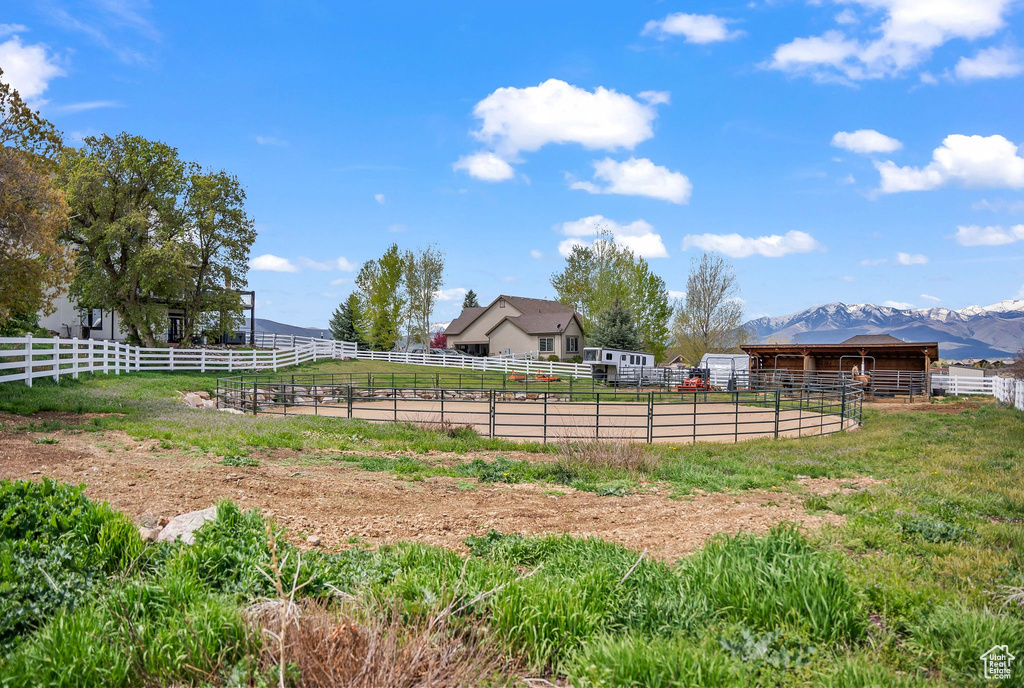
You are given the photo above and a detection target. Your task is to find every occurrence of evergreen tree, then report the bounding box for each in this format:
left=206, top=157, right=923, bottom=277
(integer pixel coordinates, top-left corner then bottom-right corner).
left=329, top=293, right=364, bottom=345
left=588, top=300, right=640, bottom=350
left=462, top=289, right=479, bottom=309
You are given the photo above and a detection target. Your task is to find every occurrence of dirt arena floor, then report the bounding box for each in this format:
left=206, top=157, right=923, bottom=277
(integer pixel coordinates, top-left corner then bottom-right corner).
left=271, top=398, right=856, bottom=443
left=0, top=415, right=879, bottom=560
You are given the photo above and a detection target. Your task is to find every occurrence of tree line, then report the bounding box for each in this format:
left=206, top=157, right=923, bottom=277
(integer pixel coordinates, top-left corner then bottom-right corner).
left=329, top=243, right=446, bottom=352
left=0, top=69, right=255, bottom=346
left=551, top=232, right=749, bottom=364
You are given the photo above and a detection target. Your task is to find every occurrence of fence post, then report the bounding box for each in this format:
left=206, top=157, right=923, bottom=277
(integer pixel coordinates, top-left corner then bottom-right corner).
left=347, top=384, right=353, bottom=419
left=543, top=392, right=548, bottom=444
left=169, top=346, right=175, bottom=371
left=647, top=392, right=654, bottom=443
left=71, top=337, right=80, bottom=379
left=52, top=336, right=60, bottom=381
left=773, top=390, right=780, bottom=439
left=253, top=381, right=258, bottom=415
left=489, top=389, right=495, bottom=438
left=840, top=386, right=847, bottom=429
left=201, top=348, right=207, bottom=374
left=595, top=393, right=600, bottom=441
left=23, top=334, right=33, bottom=387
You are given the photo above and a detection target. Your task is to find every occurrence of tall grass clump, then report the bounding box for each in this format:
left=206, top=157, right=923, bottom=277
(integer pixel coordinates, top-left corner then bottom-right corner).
left=678, top=525, right=866, bottom=644
left=0, top=479, right=145, bottom=651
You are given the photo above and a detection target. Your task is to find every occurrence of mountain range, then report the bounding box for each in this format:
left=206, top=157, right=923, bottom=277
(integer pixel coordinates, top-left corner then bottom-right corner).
left=744, top=300, right=1024, bottom=360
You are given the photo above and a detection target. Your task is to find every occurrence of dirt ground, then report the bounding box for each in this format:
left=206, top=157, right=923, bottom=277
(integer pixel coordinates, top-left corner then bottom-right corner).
left=0, top=416, right=883, bottom=560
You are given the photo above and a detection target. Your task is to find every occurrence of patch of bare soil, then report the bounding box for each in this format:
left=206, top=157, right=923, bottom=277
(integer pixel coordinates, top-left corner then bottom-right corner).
left=0, top=427, right=881, bottom=561
left=863, top=396, right=992, bottom=414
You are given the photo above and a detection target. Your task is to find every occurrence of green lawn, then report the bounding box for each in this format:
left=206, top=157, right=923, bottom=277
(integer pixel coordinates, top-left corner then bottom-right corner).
left=1, top=364, right=1023, bottom=686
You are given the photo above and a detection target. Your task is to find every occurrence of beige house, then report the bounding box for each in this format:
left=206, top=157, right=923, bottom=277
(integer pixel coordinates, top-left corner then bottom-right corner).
left=444, top=295, right=584, bottom=360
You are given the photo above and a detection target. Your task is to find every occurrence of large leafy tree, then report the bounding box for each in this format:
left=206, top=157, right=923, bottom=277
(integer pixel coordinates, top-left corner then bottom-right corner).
left=404, top=244, right=445, bottom=350
left=355, top=243, right=405, bottom=350
left=178, top=169, right=255, bottom=346
left=551, top=232, right=671, bottom=360
left=329, top=292, right=364, bottom=346
left=0, top=68, right=74, bottom=329
left=60, top=133, right=190, bottom=346
left=588, top=300, right=640, bottom=350
left=670, top=252, right=749, bottom=365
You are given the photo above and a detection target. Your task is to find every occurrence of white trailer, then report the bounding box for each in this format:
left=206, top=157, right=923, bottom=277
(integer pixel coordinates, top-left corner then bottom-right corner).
left=583, top=347, right=655, bottom=383
left=699, top=353, right=750, bottom=387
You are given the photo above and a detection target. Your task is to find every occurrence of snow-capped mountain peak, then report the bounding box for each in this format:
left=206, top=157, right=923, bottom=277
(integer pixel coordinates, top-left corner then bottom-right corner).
left=744, top=298, right=1024, bottom=360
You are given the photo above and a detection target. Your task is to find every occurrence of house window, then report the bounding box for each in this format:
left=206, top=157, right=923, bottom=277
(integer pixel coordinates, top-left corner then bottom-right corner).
left=499, top=299, right=505, bottom=308
left=539, top=337, right=554, bottom=353
left=605, top=353, right=613, bottom=361
left=565, top=336, right=579, bottom=353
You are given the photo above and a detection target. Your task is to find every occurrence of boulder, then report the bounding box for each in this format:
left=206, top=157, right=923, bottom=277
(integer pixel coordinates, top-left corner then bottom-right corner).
left=219, top=407, right=245, bottom=415
left=195, top=390, right=212, bottom=400
left=156, top=506, right=218, bottom=545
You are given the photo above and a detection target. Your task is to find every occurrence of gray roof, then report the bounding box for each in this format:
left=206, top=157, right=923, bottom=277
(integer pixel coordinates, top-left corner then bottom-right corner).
left=444, top=295, right=579, bottom=336
left=443, top=306, right=487, bottom=335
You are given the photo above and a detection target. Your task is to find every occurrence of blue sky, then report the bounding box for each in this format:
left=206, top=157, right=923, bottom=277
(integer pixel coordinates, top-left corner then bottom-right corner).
left=3, top=1, right=1024, bottom=328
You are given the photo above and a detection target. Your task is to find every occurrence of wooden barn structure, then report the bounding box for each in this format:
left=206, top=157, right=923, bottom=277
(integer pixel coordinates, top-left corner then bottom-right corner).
left=741, top=335, right=939, bottom=397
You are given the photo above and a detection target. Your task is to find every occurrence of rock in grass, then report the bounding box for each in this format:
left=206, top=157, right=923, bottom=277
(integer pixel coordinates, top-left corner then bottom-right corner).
left=139, top=526, right=163, bottom=542
left=306, top=535, right=321, bottom=546
left=156, top=506, right=218, bottom=545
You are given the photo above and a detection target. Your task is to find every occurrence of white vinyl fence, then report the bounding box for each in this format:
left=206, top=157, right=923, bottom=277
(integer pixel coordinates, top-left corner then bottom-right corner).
left=993, top=376, right=1024, bottom=411
left=0, top=334, right=593, bottom=387
left=254, top=333, right=593, bottom=378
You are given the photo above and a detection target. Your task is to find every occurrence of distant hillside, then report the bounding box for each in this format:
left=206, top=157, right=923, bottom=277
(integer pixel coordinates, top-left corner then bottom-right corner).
left=744, top=300, right=1024, bottom=360
left=244, top=318, right=331, bottom=340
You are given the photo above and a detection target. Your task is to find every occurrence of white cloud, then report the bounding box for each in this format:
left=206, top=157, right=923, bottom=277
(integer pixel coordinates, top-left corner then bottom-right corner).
left=767, top=0, right=1014, bottom=82
left=0, top=36, right=64, bottom=100
left=570, top=157, right=692, bottom=204
left=642, top=13, right=743, bottom=44
left=435, top=287, right=468, bottom=302
left=637, top=90, right=671, bottom=105
left=557, top=215, right=669, bottom=259
left=668, top=290, right=686, bottom=300
left=842, top=275, right=856, bottom=282
left=336, top=256, right=357, bottom=271
left=681, top=230, right=821, bottom=258
left=452, top=151, right=514, bottom=181
left=254, top=135, right=288, bottom=147
left=299, top=257, right=333, bottom=271
left=250, top=254, right=298, bottom=272
left=831, top=129, right=902, bottom=154
left=46, top=100, right=121, bottom=115
left=920, top=293, right=941, bottom=303
left=954, top=224, right=1024, bottom=246
left=374, top=193, right=386, bottom=204
left=529, top=249, right=543, bottom=260
left=835, top=9, right=859, bottom=26
left=0, top=24, right=29, bottom=37
left=876, top=134, right=1024, bottom=193
left=896, top=252, right=928, bottom=265
left=954, top=45, right=1023, bottom=81
left=468, top=79, right=661, bottom=159
left=972, top=198, right=1024, bottom=213
left=859, top=257, right=888, bottom=266
left=329, top=278, right=350, bottom=286
left=883, top=300, right=915, bottom=309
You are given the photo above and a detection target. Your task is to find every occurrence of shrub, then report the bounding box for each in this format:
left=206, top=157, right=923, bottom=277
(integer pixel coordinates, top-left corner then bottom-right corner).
left=567, top=633, right=736, bottom=687
left=898, top=516, right=975, bottom=544
left=0, top=479, right=144, bottom=651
